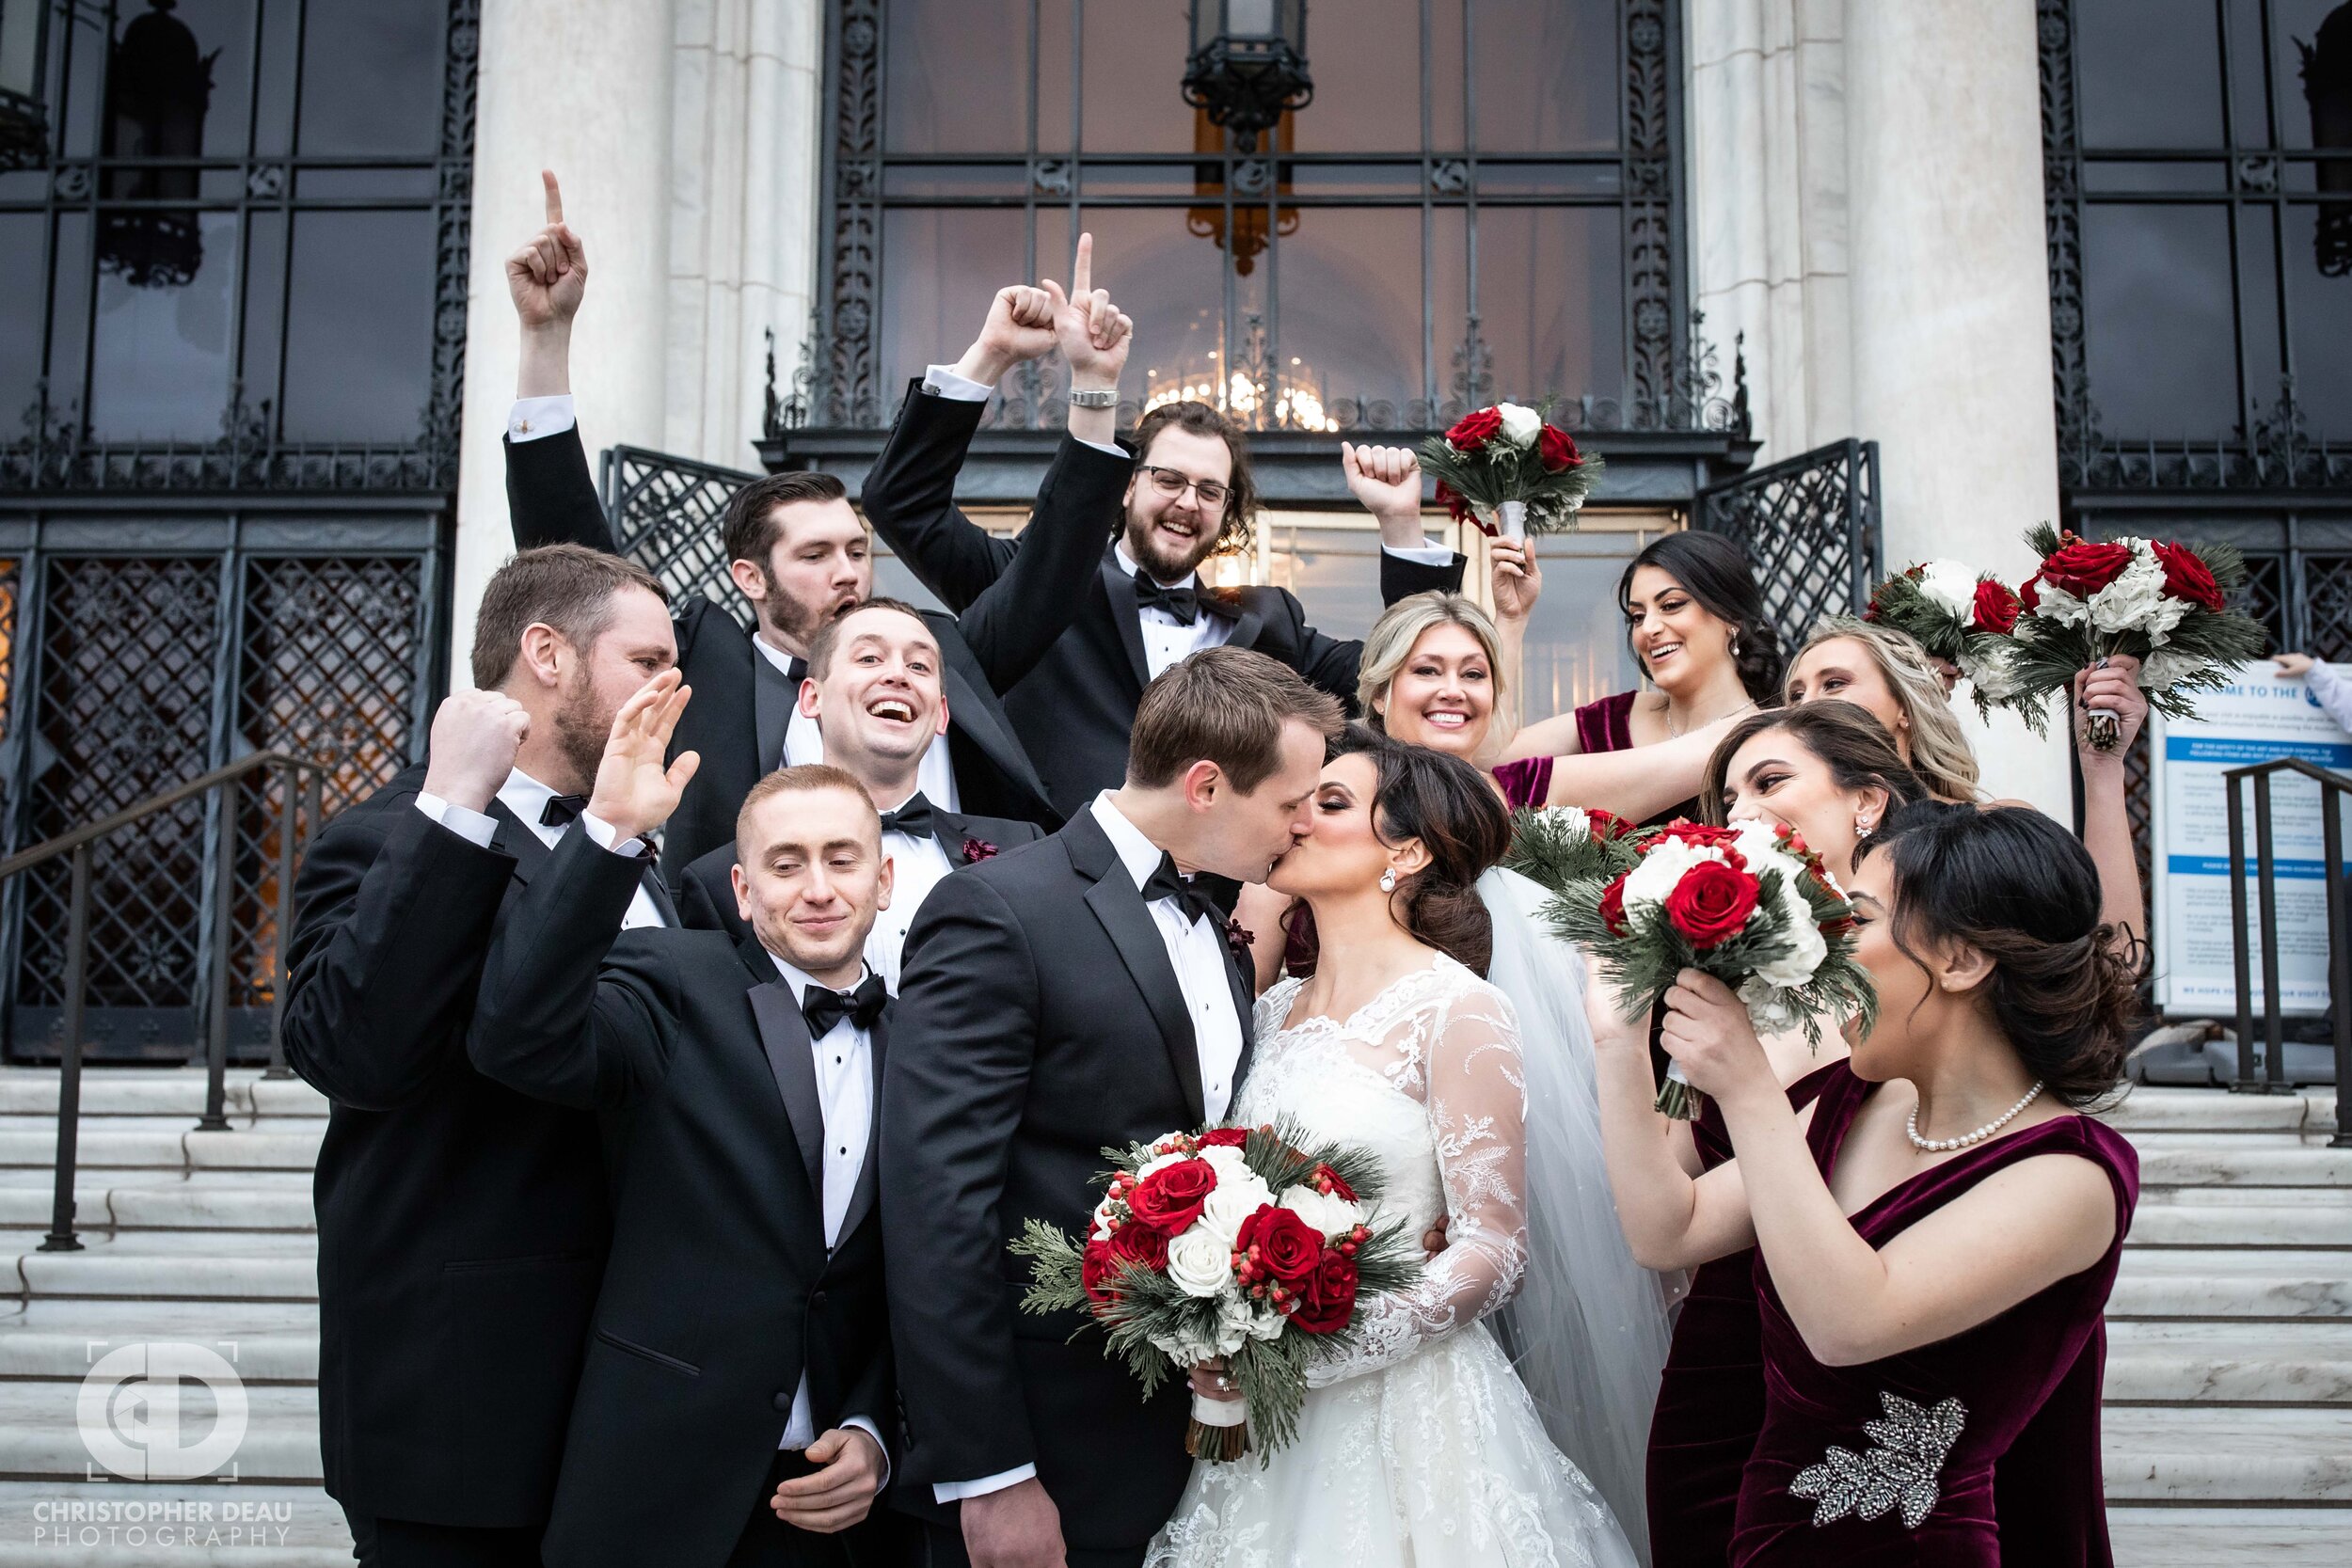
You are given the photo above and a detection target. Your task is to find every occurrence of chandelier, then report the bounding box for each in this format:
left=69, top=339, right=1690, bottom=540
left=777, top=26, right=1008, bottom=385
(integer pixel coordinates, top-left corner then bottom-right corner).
left=1141, top=327, right=1340, bottom=435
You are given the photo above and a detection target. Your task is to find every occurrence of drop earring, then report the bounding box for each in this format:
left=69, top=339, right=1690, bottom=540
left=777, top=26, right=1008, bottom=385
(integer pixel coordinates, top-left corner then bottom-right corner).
left=1855, top=815, right=1875, bottom=838
left=1379, top=868, right=1398, bottom=893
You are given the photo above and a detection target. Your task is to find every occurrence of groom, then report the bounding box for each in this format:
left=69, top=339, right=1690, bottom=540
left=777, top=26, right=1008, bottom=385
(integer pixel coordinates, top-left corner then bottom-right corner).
left=881, top=646, right=1343, bottom=1568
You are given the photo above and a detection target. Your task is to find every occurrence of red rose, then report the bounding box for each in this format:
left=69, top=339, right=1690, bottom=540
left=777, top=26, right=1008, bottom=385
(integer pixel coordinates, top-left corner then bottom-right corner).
left=1235, top=1204, right=1324, bottom=1287
left=1969, top=578, right=2021, bottom=635
left=2019, top=573, right=2042, bottom=612
left=1288, top=1249, right=1360, bottom=1335
left=1445, top=407, right=1502, bottom=451
left=1309, top=1163, right=1358, bottom=1202
left=1536, top=424, right=1581, bottom=472
left=1082, top=1224, right=1170, bottom=1302
left=1197, top=1128, right=1250, bottom=1148
left=1587, top=808, right=1629, bottom=840
left=1433, top=480, right=1472, bottom=523
left=2153, top=541, right=2224, bottom=612
left=1598, top=872, right=1630, bottom=937
left=1127, top=1158, right=1216, bottom=1233
left=1663, top=861, right=1761, bottom=950
left=2037, top=538, right=2134, bottom=599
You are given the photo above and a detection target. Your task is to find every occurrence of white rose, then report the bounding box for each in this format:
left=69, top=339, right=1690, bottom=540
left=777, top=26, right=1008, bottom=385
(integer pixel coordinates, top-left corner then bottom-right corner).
left=1090, top=1196, right=1120, bottom=1242
left=1494, top=402, right=1542, bottom=448
left=1165, top=1226, right=1237, bottom=1300
left=1915, top=561, right=1977, bottom=622
left=1136, top=1148, right=1188, bottom=1180
left=2086, top=547, right=2185, bottom=640
left=1750, top=877, right=1828, bottom=988
left=1279, top=1184, right=1363, bottom=1243
left=1533, top=805, right=1594, bottom=842
left=1620, top=838, right=1724, bottom=918
left=1199, top=1167, right=1274, bottom=1243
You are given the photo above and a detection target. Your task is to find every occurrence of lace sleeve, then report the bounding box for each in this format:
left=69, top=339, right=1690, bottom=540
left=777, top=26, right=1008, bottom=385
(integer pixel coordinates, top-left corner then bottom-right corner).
left=1306, top=981, right=1531, bottom=1387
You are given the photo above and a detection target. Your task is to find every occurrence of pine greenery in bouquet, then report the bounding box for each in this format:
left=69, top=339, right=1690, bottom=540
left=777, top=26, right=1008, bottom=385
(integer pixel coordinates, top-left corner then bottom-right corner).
left=1862, top=561, right=2026, bottom=721
left=1504, top=804, right=1641, bottom=897
left=1417, top=400, right=1603, bottom=538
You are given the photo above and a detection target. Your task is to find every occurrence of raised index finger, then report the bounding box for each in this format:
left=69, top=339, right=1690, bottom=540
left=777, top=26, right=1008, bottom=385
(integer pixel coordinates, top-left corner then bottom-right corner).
left=542, top=169, right=564, bottom=227
left=1071, top=230, right=1093, bottom=299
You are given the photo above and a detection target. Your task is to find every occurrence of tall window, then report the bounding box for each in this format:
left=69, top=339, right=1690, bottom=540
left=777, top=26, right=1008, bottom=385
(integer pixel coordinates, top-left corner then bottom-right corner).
left=785, top=0, right=1716, bottom=443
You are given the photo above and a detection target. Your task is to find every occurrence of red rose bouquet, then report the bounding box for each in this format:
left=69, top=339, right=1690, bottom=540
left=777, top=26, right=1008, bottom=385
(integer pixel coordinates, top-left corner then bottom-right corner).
left=1504, top=804, right=1641, bottom=895
left=1011, top=1120, right=1422, bottom=1461
left=1546, top=821, right=1876, bottom=1119
left=1989, top=523, right=2267, bottom=750
left=1417, top=399, right=1603, bottom=538
left=1861, top=560, right=2026, bottom=721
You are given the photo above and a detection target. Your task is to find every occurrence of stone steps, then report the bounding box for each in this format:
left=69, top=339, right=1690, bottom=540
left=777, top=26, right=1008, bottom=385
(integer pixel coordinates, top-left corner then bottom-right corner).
left=2105, top=1506, right=2350, bottom=1564
left=2111, top=1246, right=2352, bottom=1319
left=2102, top=1404, right=2352, bottom=1502
left=2106, top=1320, right=2352, bottom=1402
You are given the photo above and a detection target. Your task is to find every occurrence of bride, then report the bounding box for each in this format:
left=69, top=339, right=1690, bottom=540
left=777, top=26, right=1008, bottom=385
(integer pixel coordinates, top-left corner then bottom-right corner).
left=1146, top=727, right=1640, bottom=1568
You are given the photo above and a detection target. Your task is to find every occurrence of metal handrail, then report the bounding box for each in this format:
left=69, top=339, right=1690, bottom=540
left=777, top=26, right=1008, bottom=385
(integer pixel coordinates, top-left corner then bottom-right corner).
left=0, top=751, right=329, bottom=1250
left=2221, top=755, right=2351, bottom=1144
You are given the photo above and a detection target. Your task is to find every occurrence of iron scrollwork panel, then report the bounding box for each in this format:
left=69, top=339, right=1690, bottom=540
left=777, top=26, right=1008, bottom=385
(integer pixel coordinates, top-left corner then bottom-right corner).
left=1695, top=439, right=1883, bottom=658
left=600, top=445, right=765, bottom=623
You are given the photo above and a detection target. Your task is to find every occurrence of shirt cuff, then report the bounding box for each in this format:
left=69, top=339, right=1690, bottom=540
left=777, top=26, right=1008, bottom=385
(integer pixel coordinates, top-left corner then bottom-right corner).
left=1072, top=434, right=1126, bottom=458
left=414, top=792, right=497, bottom=848
left=932, top=1463, right=1037, bottom=1505
left=1381, top=541, right=1455, bottom=566
left=508, top=394, right=577, bottom=443
left=923, top=365, right=993, bottom=402
left=577, top=811, right=654, bottom=860
left=841, top=1416, right=892, bottom=1489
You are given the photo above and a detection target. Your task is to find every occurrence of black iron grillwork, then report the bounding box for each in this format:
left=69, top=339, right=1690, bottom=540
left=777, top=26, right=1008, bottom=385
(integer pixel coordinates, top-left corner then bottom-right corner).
left=1694, top=439, right=1883, bottom=659
left=2304, top=552, right=2352, bottom=661
left=600, top=445, right=762, bottom=624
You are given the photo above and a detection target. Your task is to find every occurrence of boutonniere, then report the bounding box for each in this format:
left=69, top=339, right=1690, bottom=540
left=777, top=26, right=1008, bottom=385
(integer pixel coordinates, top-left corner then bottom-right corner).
left=961, top=836, right=999, bottom=864
left=1224, top=916, right=1255, bottom=963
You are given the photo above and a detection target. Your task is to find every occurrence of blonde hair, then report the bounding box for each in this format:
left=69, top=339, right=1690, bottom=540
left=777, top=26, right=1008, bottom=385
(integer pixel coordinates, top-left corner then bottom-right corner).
left=1790, top=617, right=1981, bottom=801
left=1358, top=593, right=1505, bottom=730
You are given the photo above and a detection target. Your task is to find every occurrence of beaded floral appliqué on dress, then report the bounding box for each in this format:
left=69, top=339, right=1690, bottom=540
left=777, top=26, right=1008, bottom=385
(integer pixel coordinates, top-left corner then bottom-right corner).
left=1789, top=1391, right=1967, bottom=1529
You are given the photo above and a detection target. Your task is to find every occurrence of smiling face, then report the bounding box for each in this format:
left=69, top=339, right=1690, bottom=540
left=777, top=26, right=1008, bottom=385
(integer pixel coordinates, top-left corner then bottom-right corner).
left=803, top=604, right=946, bottom=778
left=1624, top=563, right=1739, bottom=698
left=1121, top=424, right=1236, bottom=583
left=737, top=497, right=874, bottom=650
left=1375, top=623, right=1495, bottom=760
left=732, top=783, right=891, bottom=984
left=1267, top=751, right=1425, bottom=904
left=1787, top=637, right=1909, bottom=758
left=1717, top=725, right=1890, bottom=886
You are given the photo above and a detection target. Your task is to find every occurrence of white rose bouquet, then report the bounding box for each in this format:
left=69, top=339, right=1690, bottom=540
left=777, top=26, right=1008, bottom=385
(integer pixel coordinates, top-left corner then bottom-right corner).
left=1011, top=1120, right=1422, bottom=1461
left=1861, top=561, right=2028, bottom=721
left=1416, top=399, right=1602, bottom=538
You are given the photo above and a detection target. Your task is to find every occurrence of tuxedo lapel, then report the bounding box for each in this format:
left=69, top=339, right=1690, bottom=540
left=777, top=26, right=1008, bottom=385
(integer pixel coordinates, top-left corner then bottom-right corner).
left=833, top=1009, right=887, bottom=1247
left=1222, top=941, right=1257, bottom=1091
left=741, top=941, right=826, bottom=1206
left=1216, top=591, right=1266, bottom=653
left=751, top=641, right=798, bottom=778
left=1064, top=813, right=1206, bottom=1121
left=486, top=802, right=552, bottom=885
left=939, top=660, right=1048, bottom=807
left=640, top=866, right=680, bottom=927
left=1098, top=553, right=1153, bottom=690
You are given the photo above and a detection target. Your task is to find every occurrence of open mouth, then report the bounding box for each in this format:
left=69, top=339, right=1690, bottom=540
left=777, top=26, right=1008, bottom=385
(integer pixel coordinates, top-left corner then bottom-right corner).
left=1421, top=709, right=1471, bottom=731
left=867, top=697, right=917, bottom=724
left=1646, top=640, right=1684, bottom=669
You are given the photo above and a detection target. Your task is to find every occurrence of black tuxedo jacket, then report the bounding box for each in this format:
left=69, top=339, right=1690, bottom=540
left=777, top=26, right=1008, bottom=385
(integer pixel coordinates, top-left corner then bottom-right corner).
left=879, top=808, right=1256, bottom=1554
left=281, top=764, right=660, bottom=1528
left=502, top=424, right=1126, bottom=873
left=467, top=830, right=895, bottom=1568
left=861, top=381, right=1469, bottom=817
left=673, top=803, right=1043, bottom=943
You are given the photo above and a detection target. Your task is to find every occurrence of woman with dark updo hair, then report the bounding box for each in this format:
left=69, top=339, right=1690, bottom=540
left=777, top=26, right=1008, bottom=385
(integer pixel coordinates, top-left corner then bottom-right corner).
left=1596, top=800, right=2140, bottom=1565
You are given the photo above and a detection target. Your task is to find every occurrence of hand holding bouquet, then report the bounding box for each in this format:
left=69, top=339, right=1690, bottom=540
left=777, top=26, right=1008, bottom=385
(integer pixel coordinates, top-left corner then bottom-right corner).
left=1504, top=804, right=1640, bottom=895
left=1993, top=524, right=2267, bottom=752
left=1418, top=400, right=1602, bottom=539
left=1547, top=821, right=1876, bottom=1119
left=1012, top=1121, right=1422, bottom=1461
left=1862, top=561, right=2026, bottom=718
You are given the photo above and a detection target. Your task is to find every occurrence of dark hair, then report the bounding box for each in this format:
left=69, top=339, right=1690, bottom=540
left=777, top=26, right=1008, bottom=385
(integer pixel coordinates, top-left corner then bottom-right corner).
left=1617, top=531, right=1784, bottom=702
left=721, top=470, right=856, bottom=567
left=469, top=544, right=668, bottom=689
left=1128, top=646, right=1344, bottom=793
left=803, top=595, right=931, bottom=683
left=1856, top=800, right=2140, bottom=1108
left=1130, top=401, right=1258, bottom=557
left=1700, top=701, right=1928, bottom=828
left=1329, top=725, right=1511, bottom=975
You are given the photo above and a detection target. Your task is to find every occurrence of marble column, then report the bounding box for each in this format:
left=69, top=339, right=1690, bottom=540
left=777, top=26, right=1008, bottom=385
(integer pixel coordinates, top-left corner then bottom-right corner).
left=452, top=0, right=677, bottom=674
left=1846, top=0, right=2069, bottom=811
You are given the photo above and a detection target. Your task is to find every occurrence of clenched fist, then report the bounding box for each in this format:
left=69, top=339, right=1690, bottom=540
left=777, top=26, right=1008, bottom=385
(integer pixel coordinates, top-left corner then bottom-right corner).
left=421, top=690, right=531, bottom=814
left=1342, top=442, right=1425, bottom=525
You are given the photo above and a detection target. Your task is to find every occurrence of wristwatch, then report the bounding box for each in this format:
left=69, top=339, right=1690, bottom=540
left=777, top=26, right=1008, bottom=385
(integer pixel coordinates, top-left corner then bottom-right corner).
left=1068, top=387, right=1119, bottom=409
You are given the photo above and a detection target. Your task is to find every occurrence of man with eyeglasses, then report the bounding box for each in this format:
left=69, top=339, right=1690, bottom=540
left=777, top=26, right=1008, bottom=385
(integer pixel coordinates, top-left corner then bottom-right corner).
left=863, top=242, right=1466, bottom=817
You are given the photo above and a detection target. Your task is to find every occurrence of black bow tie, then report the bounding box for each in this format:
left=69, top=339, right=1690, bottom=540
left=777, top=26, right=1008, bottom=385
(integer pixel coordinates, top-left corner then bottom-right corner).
left=1139, top=853, right=1240, bottom=928
left=1134, top=578, right=1200, bottom=626
left=877, top=794, right=935, bottom=842
left=540, top=793, right=589, bottom=828
left=802, top=974, right=886, bottom=1038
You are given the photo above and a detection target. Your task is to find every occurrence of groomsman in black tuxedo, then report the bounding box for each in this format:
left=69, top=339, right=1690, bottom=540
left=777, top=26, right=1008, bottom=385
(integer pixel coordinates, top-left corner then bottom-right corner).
left=676, top=596, right=1042, bottom=989
left=501, top=174, right=1138, bottom=874
left=860, top=257, right=1469, bottom=818
left=469, top=673, right=903, bottom=1568
left=281, top=546, right=682, bottom=1566
left=882, top=647, right=1345, bottom=1568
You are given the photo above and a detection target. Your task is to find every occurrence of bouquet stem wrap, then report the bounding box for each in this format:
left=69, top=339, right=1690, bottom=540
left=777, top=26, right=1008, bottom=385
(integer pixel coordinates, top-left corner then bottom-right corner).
left=1475, top=499, right=1528, bottom=541
left=1648, top=1002, right=1702, bottom=1121
left=1185, top=1394, right=1250, bottom=1463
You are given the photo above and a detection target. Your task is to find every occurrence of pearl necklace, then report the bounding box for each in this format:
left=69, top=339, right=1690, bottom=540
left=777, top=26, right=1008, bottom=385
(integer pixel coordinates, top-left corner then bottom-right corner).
left=1906, top=1082, right=2045, bottom=1154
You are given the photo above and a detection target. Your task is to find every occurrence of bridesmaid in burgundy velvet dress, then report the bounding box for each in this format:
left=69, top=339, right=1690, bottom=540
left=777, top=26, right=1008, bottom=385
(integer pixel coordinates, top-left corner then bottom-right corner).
left=1596, top=802, right=2140, bottom=1566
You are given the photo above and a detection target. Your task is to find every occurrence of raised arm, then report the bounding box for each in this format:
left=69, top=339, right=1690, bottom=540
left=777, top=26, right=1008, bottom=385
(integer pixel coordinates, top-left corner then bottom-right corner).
left=1533, top=712, right=1746, bottom=822
left=1305, top=986, right=1530, bottom=1386
left=2072, top=657, right=2149, bottom=960
left=502, top=170, right=619, bottom=553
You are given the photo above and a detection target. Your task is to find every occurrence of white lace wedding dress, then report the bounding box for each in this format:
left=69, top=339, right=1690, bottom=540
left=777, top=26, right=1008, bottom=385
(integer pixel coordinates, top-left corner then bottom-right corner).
left=1142, top=956, right=1640, bottom=1568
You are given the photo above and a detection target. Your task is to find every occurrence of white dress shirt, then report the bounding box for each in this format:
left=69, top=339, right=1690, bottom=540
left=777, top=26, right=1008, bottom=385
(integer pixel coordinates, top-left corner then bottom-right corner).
left=755, top=633, right=962, bottom=813
left=934, top=791, right=1248, bottom=1506
left=415, top=769, right=666, bottom=929
left=766, top=957, right=887, bottom=1471
left=866, top=813, right=956, bottom=992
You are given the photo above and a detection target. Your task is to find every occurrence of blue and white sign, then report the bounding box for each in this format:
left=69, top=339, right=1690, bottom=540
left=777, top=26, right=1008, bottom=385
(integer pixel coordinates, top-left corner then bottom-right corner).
left=2150, top=662, right=2352, bottom=1015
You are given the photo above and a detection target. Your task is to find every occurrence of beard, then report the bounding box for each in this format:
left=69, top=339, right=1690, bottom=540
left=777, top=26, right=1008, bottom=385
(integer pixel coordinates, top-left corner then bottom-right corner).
left=761, top=563, right=859, bottom=649
left=551, top=667, right=617, bottom=793
left=1123, top=503, right=1223, bottom=584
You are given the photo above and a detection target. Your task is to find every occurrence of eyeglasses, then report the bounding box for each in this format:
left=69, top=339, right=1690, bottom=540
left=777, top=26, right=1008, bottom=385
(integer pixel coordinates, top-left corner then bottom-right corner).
left=1139, top=465, right=1231, bottom=510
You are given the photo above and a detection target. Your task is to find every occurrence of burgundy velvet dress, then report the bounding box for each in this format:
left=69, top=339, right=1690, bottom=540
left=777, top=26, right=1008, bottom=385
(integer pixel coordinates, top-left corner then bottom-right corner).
left=1730, top=1065, right=2138, bottom=1565
left=1645, top=1063, right=1842, bottom=1568
left=1577, top=691, right=1702, bottom=826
